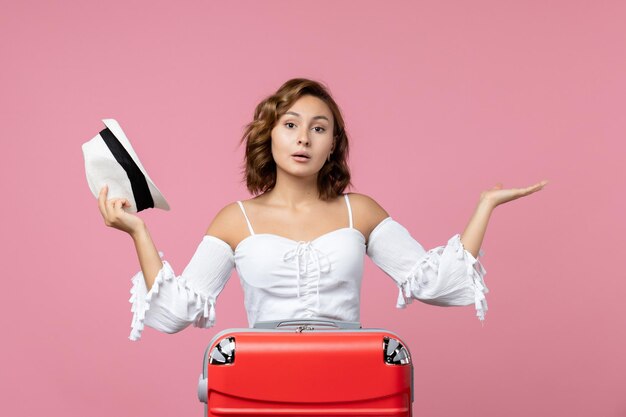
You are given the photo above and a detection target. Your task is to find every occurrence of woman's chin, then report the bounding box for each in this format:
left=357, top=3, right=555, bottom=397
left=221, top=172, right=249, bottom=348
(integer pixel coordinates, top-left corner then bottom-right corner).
left=276, top=165, right=320, bottom=180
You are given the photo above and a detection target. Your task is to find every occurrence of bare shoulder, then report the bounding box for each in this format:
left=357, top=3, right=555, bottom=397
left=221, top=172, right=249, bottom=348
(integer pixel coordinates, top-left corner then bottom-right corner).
left=345, top=192, right=390, bottom=243
left=205, top=201, right=249, bottom=251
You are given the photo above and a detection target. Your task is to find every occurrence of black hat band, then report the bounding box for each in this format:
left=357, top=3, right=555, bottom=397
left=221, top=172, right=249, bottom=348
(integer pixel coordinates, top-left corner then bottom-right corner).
left=100, top=127, right=154, bottom=212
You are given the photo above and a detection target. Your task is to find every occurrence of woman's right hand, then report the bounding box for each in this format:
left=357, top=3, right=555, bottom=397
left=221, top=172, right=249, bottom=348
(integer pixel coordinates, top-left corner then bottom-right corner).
left=98, top=185, right=146, bottom=237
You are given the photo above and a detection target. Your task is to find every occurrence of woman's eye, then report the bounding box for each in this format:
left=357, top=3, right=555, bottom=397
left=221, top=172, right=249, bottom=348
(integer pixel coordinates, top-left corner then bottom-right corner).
left=285, top=122, right=296, bottom=129
left=313, top=126, right=326, bottom=133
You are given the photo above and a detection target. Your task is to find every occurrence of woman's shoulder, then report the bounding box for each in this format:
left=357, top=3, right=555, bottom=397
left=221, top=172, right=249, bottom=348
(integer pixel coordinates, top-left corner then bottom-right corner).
left=205, top=201, right=249, bottom=251
left=345, top=192, right=390, bottom=242
left=345, top=192, right=389, bottom=218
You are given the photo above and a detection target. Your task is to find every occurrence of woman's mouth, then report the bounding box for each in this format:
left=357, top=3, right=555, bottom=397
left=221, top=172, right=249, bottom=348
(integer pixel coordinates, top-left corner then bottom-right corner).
left=292, top=152, right=311, bottom=162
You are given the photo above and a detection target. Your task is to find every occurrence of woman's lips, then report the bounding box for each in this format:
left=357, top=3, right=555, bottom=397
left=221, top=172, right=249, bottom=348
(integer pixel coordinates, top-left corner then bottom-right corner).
left=292, top=155, right=310, bottom=162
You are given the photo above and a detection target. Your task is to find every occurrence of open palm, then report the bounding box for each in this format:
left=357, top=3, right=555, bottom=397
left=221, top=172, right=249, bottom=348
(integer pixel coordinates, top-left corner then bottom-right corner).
left=481, top=180, right=548, bottom=208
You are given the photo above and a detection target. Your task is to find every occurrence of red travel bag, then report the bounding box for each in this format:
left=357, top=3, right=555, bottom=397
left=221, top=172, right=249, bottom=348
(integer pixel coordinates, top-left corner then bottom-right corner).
left=198, top=319, right=413, bottom=416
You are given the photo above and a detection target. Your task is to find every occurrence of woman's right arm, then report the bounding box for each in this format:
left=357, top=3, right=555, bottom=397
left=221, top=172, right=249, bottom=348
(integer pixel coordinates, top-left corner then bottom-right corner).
left=97, top=185, right=236, bottom=341
left=129, top=226, right=162, bottom=291
left=98, top=185, right=162, bottom=291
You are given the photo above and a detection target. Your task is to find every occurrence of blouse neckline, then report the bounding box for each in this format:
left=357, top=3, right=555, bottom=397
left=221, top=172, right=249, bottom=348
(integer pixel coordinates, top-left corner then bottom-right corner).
left=234, top=227, right=365, bottom=254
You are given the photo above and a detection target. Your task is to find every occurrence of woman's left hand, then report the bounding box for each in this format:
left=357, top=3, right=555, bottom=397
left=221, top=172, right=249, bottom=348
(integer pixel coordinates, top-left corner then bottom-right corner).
left=480, top=180, right=548, bottom=208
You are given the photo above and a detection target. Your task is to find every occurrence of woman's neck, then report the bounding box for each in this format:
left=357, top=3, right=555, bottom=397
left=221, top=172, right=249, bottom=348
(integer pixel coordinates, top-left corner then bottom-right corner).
left=264, top=171, right=320, bottom=208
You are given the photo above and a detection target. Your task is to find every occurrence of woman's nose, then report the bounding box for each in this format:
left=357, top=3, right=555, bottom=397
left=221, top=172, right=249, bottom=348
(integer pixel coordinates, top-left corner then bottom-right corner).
left=297, top=130, right=310, bottom=146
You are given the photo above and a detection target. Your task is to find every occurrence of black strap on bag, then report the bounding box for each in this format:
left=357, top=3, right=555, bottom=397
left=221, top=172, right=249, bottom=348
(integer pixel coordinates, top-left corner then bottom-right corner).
left=100, top=127, right=154, bottom=211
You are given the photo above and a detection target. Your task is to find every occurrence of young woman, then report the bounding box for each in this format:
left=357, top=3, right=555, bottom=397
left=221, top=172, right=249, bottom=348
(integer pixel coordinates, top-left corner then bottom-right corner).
left=98, top=78, right=547, bottom=341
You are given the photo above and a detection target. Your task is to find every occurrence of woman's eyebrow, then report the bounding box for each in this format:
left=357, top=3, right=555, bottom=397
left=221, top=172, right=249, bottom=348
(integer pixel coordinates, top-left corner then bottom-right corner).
left=284, top=111, right=330, bottom=122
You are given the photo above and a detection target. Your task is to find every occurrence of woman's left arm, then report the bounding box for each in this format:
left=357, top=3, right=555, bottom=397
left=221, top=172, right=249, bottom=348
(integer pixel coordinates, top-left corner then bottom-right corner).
left=460, top=180, right=548, bottom=258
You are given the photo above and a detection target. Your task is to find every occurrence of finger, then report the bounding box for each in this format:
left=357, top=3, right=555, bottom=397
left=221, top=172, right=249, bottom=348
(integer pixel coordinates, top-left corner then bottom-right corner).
left=521, top=183, right=545, bottom=196
left=116, top=199, right=133, bottom=212
left=113, top=199, right=126, bottom=212
left=98, top=185, right=109, bottom=218
left=106, top=197, right=119, bottom=216
left=531, top=180, right=548, bottom=190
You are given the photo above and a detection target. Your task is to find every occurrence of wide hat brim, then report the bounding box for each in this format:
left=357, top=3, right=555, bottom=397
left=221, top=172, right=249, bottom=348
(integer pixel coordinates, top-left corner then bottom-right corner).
left=82, top=119, right=170, bottom=213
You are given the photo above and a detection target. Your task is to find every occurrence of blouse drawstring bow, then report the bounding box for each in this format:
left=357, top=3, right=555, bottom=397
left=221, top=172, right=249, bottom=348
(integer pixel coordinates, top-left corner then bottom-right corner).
left=283, top=241, right=331, bottom=310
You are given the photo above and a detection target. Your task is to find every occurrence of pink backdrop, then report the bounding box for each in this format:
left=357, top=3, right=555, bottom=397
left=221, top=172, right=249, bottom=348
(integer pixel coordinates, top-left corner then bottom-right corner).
left=2, top=1, right=625, bottom=416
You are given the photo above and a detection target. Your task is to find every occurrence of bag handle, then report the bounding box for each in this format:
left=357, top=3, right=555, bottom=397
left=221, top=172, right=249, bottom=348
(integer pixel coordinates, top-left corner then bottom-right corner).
left=253, top=319, right=362, bottom=330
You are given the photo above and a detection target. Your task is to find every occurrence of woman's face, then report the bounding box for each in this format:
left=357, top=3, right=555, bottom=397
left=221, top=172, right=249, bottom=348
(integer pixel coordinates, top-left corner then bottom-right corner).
left=270, top=95, right=335, bottom=180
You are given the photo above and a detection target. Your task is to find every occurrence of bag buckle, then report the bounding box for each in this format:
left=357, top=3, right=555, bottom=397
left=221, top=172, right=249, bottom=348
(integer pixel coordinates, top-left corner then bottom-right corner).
left=295, top=325, right=314, bottom=333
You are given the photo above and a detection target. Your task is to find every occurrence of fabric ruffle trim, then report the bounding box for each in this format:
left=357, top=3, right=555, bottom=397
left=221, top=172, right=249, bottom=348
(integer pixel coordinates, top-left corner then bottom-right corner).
left=128, top=257, right=216, bottom=341
left=395, top=234, right=489, bottom=322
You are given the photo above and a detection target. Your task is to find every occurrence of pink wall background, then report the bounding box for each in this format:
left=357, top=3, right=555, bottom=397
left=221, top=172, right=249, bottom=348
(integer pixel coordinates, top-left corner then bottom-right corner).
left=2, top=1, right=625, bottom=416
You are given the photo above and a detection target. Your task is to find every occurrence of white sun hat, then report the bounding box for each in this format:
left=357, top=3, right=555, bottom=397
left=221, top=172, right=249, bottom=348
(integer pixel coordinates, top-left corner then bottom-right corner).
left=82, top=119, right=170, bottom=213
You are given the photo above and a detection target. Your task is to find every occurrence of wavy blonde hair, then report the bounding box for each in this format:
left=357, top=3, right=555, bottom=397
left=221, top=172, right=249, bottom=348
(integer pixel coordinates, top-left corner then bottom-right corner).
left=240, top=78, right=351, bottom=200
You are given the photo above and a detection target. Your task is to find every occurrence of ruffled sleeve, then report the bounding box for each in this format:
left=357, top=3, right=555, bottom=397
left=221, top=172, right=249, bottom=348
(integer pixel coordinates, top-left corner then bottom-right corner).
left=128, top=235, right=235, bottom=341
left=366, top=217, right=489, bottom=322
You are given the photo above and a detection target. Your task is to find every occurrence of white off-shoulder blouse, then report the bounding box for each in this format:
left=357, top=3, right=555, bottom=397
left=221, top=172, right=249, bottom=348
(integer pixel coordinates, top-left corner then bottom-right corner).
left=129, top=194, right=488, bottom=341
